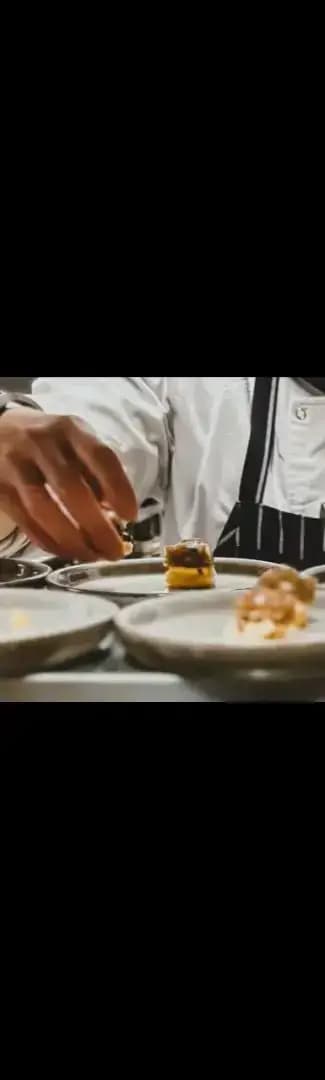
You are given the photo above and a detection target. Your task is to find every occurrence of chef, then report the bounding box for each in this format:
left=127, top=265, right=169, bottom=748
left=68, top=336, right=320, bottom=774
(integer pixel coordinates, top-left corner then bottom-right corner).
left=0, top=377, right=324, bottom=569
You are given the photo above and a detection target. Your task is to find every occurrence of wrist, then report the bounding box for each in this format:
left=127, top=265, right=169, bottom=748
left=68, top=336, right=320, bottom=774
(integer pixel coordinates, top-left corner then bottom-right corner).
left=0, top=391, right=42, bottom=417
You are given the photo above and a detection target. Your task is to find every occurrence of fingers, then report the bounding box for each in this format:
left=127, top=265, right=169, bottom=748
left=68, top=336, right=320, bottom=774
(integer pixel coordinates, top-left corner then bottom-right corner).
left=5, top=467, right=109, bottom=562
left=25, top=438, right=125, bottom=560
left=66, top=423, right=138, bottom=521
left=0, top=490, right=76, bottom=559
left=0, top=412, right=138, bottom=563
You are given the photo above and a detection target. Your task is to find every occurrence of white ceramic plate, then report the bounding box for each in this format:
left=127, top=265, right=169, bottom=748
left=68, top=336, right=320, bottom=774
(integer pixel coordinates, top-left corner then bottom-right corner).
left=116, top=588, right=325, bottom=674
left=0, top=558, right=50, bottom=588
left=48, top=557, right=277, bottom=605
left=0, top=589, right=117, bottom=676
left=302, top=565, right=325, bottom=585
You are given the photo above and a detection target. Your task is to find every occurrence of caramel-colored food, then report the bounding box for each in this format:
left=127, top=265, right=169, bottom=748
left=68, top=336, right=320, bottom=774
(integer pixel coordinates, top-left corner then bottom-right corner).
left=105, top=510, right=134, bottom=558
left=236, top=567, right=316, bottom=639
left=165, top=540, right=215, bottom=590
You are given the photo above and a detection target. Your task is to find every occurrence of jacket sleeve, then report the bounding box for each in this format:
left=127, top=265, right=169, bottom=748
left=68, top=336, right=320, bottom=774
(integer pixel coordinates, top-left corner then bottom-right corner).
left=33, top=376, right=171, bottom=505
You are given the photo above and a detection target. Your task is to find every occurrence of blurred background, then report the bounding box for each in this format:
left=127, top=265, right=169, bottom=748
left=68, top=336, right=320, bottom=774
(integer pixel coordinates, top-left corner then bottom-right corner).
left=0, top=377, right=33, bottom=391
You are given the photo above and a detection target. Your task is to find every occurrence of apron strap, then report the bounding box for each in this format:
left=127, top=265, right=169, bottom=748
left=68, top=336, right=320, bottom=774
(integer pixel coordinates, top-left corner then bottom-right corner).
left=239, top=377, right=280, bottom=504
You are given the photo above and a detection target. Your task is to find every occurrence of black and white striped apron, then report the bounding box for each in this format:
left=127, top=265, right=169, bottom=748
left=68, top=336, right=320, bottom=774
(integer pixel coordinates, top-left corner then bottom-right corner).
left=215, top=377, right=325, bottom=570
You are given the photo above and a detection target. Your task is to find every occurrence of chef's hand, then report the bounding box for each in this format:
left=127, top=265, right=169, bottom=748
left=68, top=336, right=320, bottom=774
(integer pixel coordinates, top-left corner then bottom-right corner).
left=0, top=409, right=137, bottom=561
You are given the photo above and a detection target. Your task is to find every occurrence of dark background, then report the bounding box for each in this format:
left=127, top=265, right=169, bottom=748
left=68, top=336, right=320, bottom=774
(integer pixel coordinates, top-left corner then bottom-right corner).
left=0, top=377, right=33, bottom=391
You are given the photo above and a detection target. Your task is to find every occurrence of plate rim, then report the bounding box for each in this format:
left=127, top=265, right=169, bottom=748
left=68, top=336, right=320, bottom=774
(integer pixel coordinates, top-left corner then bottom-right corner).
left=48, top=556, right=278, bottom=597
left=0, top=587, right=117, bottom=646
left=302, top=565, right=325, bottom=581
left=115, top=588, right=325, bottom=668
left=0, top=558, right=50, bottom=587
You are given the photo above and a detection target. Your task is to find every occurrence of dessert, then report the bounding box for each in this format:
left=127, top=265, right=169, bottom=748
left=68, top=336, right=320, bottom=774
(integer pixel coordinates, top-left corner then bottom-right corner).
left=236, top=566, right=316, bottom=640
left=164, top=539, right=215, bottom=590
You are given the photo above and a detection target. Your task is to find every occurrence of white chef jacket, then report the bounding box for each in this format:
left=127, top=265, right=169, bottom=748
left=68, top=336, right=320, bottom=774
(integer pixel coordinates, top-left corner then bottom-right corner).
left=1, top=377, right=325, bottom=555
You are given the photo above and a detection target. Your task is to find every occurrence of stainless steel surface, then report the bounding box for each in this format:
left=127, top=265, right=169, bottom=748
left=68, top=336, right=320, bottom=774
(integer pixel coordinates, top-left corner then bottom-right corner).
left=1, top=632, right=325, bottom=701
left=1, top=670, right=324, bottom=701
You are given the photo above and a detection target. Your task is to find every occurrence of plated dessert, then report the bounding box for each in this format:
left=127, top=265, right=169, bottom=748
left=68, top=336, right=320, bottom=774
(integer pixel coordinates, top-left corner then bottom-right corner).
left=236, top=567, right=316, bottom=640
left=164, top=540, right=215, bottom=590
left=116, top=565, right=324, bottom=679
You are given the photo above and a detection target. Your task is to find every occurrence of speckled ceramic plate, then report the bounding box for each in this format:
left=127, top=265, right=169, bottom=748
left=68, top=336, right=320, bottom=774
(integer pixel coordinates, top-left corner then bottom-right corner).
left=116, top=588, right=325, bottom=675
left=48, top=557, right=277, bottom=606
left=0, top=558, right=50, bottom=588
left=302, top=565, right=325, bottom=586
left=0, top=589, right=117, bottom=675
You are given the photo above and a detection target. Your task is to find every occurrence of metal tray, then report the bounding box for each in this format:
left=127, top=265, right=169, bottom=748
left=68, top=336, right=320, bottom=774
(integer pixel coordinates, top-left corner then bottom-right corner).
left=1, top=670, right=325, bottom=702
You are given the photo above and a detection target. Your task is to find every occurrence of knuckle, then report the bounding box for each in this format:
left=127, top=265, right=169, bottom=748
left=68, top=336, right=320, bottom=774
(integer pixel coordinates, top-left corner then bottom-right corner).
left=2, top=426, right=26, bottom=454
left=4, top=445, right=23, bottom=469
left=55, top=465, right=77, bottom=494
left=92, top=442, right=113, bottom=468
left=28, top=425, right=47, bottom=447
left=50, top=415, right=75, bottom=437
left=0, top=481, right=14, bottom=501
